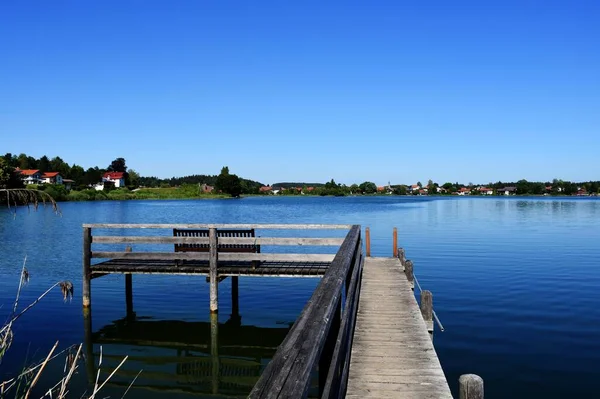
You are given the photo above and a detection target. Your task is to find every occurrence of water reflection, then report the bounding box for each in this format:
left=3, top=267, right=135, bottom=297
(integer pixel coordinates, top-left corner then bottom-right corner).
left=83, top=310, right=290, bottom=397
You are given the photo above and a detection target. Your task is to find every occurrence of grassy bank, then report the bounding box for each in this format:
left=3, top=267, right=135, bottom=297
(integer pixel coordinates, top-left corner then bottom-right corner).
left=32, top=184, right=230, bottom=202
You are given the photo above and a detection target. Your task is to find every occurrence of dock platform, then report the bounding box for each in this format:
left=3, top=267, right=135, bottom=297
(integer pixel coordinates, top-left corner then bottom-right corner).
left=346, top=257, right=452, bottom=398
left=82, top=224, right=473, bottom=398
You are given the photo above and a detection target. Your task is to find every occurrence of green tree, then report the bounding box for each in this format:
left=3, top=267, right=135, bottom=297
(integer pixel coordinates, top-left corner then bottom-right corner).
left=350, top=184, right=359, bottom=194
left=393, top=185, right=407, bottom=195
left=0, top=158, right=11, bottom=188
left=516, top=179, right=530, bottom=195
left=69, top=164, right=85, bottom=184
left=215, top=166, right=242, bottom=197
left=359, top=181, right=377, bottom=194
left=38, top=155, right=50, bottom=173
left=84, top=167, right=102, bottom=186
left=49, top=156, right=69, bottom=176
left=128, top=169, right=140, bottom=188
left=108, top=157, right=128, bottom=172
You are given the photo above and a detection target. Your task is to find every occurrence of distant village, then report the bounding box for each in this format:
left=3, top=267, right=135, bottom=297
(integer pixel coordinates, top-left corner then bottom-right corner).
left=255, top=181, right=594, bottom=197
left=14, top=168, right=125, bottom=191
left=10, top=168, right=596, bottom=197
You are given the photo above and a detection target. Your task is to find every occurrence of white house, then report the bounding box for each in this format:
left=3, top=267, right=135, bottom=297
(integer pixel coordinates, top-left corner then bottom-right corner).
left=18, top=169, right=42, bottom=185
left=102, top=172, right=126, bottom=188
left=41, top=172, right=63, bottom=185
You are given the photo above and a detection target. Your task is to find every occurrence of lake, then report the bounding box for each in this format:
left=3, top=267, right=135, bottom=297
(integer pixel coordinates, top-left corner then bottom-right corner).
left=0, top=196, right=599, bottom=398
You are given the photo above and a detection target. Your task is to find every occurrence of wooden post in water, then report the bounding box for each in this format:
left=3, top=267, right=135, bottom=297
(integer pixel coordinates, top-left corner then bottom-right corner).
left=365, top=227, right=371, bottom=257
left=459, top=374, right=484, bottom=399
left=405, top=260, right=414, bottom=290
left=398, top=247, right=406, bottom=267
left=83, top=307, right=95, bottom=386
left=125, top=246, right=133, bottom=318
left=209, top=228, right=219, bottom=313
left=393, top=227, right=398, bottom=257
left=231, top=276, right=240, bottom=322
left=210, top=312, right=220, bottom=394
left=82, top=227, right=92, bottom=308
left=421, top=290, right=433, bottom=339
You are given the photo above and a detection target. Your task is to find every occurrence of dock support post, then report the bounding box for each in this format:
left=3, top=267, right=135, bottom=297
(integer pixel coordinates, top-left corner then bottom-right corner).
left=319, top=296, right=341, bottom=396
left=393, top=227, right=398, bottom=257
left=459, top=374, right=484, bottom=399
left=83, top=307, right=95, bottom=386
left=405, top=260, right=414, bottom=290
left=398, top=247, right=406, bottom=267
left=125, top=274, right=133, bottom=317
left=209, top=228, right=219, bottom=313
left=210, top=312, right=220, bottom=394
left=365, top=227, right=371, bottom=257
left=231, top=276, right=240, bottom=323
left=421, top=290, right=433, bottom=339
left=83, top=227, right=92, bottom=308
left=125, top=246, right=133, bottom=318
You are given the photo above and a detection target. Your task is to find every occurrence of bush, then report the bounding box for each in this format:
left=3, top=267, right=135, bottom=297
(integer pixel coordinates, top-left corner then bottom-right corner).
left=67, top=190, right=91, bottom=201
left=107, top=188, right=133, bottom=200
left=42, top=184, right=68, bottom=201
left=94, top=191, right=108, bottom=201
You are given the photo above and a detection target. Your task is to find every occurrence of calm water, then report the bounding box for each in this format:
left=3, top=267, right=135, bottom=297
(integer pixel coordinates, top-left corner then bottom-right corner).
left=1, top=196, right=599, bottom=398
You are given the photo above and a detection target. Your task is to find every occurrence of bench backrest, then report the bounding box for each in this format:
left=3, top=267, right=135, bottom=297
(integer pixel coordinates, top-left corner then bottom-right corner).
left=173, top=229, right=260, bottom=253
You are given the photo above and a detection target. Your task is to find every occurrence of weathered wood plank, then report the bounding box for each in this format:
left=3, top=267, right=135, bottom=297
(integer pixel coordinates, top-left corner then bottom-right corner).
left=91, top=252, right=335, bottom=262
left=346, top=257, right=451, bottom=398
left=83, top=223, right=352, bottom=229
left=92, top=236, right=344, bottom=246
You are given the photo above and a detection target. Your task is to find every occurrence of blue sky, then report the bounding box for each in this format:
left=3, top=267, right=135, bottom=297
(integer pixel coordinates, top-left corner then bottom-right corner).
left=1, top=1, right=598, bottom=185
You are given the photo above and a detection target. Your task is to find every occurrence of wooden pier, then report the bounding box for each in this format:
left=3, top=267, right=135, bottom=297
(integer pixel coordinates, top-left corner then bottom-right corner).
left=82, top=223, right=482, bottom=398
left=346, top=257, right=452, bottom=398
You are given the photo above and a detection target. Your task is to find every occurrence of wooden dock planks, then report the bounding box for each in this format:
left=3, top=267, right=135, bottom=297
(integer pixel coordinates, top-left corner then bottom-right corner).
left=346, top=257, right=452, bottom=398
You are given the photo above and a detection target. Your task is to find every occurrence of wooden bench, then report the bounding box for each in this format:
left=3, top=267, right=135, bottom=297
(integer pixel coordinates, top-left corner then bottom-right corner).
left=173, top=228, right=261, bottom=254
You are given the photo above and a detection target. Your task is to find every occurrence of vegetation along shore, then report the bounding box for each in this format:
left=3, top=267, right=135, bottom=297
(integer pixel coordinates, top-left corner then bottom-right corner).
left=1, top=152, right=598, bottom=201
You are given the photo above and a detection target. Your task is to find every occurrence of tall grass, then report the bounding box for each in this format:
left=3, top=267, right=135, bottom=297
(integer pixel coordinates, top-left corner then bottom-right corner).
left=0, top=189, right=134, bottom=398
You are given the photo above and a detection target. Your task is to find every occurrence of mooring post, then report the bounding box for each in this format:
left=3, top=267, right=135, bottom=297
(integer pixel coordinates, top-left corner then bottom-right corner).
left=209, top=228, right=219, bottom=313
left=210, top=312, right=220, bottom=394
left=393, top=227, right=398, bottom=257
left=405, top=259, right=414, bottom=290
left=83, top=307, right=95, bottom=386
left=459, top=374, right=484, bottom=399
left=365, top=227, right=371, bottom=257
left=125, top=246, right=133, bottom=318
left=398, top=247, right=406, bottom=267
left=82, top=227, right=92, bottom=308
left=421, top=290, right=433, bottom=339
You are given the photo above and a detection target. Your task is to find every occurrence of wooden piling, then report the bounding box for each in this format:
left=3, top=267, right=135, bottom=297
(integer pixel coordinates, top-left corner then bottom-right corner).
left=210, top=312, right=220, bottom=394
left=365, top=227, right=371, bottom=257
left=125, top=246, right=133, bottom=317
left=398, top=247, right=406, bottom=266
left=421, top=290, right=433, bottom=337
left=459, top=374, right=484, bottom=399
left=231, top=276, right=239, bottom=317
left=83, top=227, right=92, bottom=308
left=83, top=307, right=95, bottom=386
left=393, top=227, right=398, bottom=257
left=125, top=274, right=133, bottom=316
left=405, top=260, right=414, bottom=290
left=209, top=228, right=218, bottom=313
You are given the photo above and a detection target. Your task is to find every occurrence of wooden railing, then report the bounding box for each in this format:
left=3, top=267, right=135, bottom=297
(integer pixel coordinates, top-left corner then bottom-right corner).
left=248, top=225, right=363, bottom=398
left=82, top=223, right=353, bottom=310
